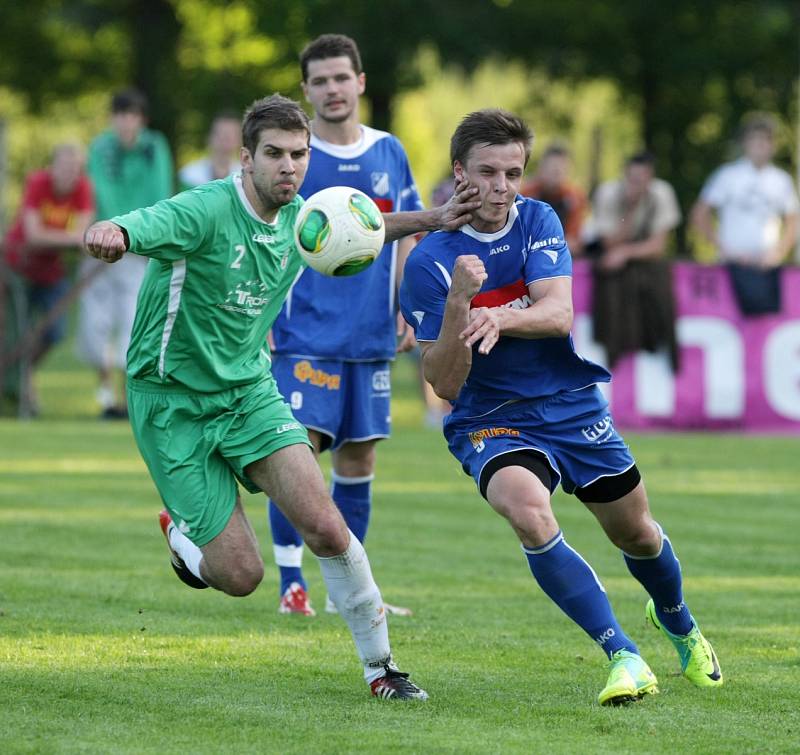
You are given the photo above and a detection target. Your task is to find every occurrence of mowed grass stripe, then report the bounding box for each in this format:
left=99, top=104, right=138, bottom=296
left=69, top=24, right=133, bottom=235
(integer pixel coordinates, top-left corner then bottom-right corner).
left=1, top=353, right=799, bottom=753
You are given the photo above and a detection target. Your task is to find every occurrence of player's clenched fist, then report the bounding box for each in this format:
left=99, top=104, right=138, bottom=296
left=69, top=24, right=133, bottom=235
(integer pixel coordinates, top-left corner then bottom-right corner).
left=450, top=254, right=487, bottom=301
left=84, top=220, right=128, bottom=263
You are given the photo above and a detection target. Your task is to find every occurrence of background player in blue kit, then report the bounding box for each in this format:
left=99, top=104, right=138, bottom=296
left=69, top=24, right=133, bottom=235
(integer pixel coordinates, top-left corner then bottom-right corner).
left=399, top=109, right=723, bottom=705
left=267, top=34, right=422, bottom=617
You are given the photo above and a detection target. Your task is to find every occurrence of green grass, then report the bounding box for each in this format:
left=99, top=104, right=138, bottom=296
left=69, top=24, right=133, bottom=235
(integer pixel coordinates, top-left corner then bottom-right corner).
left=1, top=344, right=799, bottom=754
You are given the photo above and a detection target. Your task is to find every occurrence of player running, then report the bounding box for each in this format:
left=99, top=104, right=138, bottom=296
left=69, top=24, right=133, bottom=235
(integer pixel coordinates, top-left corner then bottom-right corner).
left=267, top=34, right=422, bottom=617
left=83, top=94, right=479, bottom=700
left=399, top=108, right=722, bottom=705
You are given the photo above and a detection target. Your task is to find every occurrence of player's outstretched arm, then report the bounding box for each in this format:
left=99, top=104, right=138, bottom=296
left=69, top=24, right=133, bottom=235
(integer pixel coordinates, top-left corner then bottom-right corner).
left=383, top=178, right=480, bottom=243
left=84, top=220, right=129, bottom=263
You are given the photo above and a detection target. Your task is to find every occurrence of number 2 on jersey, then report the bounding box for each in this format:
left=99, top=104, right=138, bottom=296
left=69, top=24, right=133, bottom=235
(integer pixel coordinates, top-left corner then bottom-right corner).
left=231, top=244, right=246, bottom=269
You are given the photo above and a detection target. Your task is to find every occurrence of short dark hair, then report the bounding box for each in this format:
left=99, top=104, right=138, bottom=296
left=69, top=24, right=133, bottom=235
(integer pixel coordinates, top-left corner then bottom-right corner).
left=541, top=142, right=571, bottom=161
left=626, top=150, right=656, bottom=169
left=211, top=109, right=241, bottom=127
left=300, top=33, right=362, bottom=82
left=111, top=88, right=148, bottom=116
left=241, top=94, right=310, bottom=155
left=740, top=112, right=777, bottom=141
left=450, top=109, right=533, bottom=168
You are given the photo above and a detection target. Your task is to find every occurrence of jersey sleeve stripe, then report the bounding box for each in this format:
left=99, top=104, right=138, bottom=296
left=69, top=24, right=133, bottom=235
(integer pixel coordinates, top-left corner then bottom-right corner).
left=434, top=261, right=452, bottom=288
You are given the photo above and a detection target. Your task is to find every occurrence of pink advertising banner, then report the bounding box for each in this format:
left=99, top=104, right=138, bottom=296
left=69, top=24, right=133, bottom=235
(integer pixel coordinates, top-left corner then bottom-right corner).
left=571, top=261, right=800, bottom=432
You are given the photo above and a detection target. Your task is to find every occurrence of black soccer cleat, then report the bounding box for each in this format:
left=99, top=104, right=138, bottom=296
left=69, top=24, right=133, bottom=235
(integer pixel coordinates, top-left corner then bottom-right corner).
left=158, top=510, right=208, bottom=589
left=370, top=665, right=429, bottom=701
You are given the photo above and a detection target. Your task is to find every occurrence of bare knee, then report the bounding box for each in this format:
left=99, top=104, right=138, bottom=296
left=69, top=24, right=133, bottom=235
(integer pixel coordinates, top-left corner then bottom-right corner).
left=609, top=519, right=661, bottom=556
left=510, top=503, right=558, bottom=546
left=220, top=559, right=264, bottom=597
left=491, top=494, right=557, bottom=547
left=333, top=441, right=376, bottom=478
left=486, top=467, right=558, bottom=547
left=301, top=505, right=350, bottom=557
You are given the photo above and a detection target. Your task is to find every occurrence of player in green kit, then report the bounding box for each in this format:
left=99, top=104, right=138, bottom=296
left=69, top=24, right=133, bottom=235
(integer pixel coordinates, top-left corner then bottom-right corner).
left=83, top=94, right=479, bottom=700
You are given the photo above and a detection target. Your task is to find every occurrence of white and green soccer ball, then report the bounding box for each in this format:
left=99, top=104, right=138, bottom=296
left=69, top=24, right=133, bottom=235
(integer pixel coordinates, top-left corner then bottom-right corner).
left=294, top=186, right=385, bottom=276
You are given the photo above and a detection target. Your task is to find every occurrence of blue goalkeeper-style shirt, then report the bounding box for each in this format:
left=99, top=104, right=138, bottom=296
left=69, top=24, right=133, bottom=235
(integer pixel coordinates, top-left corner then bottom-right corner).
left=271, top=126, right=423, bottom=361
left=400, top=197, right=610, bottom=419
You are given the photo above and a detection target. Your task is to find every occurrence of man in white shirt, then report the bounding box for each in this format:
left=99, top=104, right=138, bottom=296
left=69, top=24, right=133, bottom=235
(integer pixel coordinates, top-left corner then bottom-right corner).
left=178, top=112, right=242, bottom=190
left=692, top=114, right=799, bottom=269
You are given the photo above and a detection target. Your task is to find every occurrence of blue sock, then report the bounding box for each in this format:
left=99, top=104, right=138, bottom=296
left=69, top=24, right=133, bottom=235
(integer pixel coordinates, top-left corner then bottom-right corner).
left=268, top=499, right=306, bottom=595
left=524, top=531, right=638, bottom=658
left=624, top=523, right=694, bottom=636
left=331, top=473, right=372, bottom=544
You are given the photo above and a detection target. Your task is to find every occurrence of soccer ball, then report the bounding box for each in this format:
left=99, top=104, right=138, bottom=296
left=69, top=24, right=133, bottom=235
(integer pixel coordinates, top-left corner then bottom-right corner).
left=294, top=186, right=385, bottom=276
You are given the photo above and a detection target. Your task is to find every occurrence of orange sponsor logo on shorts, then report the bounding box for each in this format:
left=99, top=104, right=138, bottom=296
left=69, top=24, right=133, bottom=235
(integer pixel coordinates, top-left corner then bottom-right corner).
left=469, top=426, right=520, bottom=449
left=293, top=360, right=341, bottom=390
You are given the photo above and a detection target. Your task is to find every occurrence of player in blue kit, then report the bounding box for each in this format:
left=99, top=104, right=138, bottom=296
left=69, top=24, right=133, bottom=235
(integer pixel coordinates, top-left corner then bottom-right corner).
left=399, top=109, right=723, bottom=705
left=267, top=34, right=422, bottom=617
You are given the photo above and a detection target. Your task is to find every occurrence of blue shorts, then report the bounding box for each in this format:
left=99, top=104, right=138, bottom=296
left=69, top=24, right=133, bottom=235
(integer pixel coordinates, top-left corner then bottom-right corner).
left=444, top=385, right=635, bottom=497
left=271, top=355, right=391, bottom=452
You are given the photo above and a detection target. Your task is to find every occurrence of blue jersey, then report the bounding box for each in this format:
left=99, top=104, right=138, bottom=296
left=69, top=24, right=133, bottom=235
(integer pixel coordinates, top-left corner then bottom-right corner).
left=271, top=126, right=423, bottom=361
left=400, top=197, right=610, bottom=419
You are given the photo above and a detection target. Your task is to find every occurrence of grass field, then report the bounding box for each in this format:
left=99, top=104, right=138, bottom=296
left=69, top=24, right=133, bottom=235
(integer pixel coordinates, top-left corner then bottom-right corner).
left=1, top=346, right=799, bottom=754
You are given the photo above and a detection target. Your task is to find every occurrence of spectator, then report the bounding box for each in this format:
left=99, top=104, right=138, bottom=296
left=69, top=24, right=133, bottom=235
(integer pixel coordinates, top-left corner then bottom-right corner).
left=78, top=88, right=174, bottom=418
left=584, top=151, right=681, bottom=370
left=178, top=111, right=242, bottom=190
left=2, top=144, right=94, bottom=413
left=691, top=113, right=799, bottom=315
left=521, top=143, right=588, bottom=253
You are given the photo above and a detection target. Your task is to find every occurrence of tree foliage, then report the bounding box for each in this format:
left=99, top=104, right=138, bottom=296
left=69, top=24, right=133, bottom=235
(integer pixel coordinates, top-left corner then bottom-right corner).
left=1, top=0, right=798, bottom=250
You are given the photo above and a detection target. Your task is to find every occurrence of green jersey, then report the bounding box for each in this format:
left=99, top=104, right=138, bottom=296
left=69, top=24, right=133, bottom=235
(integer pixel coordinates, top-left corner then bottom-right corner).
left=88, top=128, right=174, bottom=220
left=113, top=175, right=305, bottom=393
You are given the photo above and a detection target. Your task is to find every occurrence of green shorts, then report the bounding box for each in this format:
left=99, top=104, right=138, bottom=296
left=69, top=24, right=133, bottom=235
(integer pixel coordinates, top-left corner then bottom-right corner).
left=128, top=376, right=310, bottom=546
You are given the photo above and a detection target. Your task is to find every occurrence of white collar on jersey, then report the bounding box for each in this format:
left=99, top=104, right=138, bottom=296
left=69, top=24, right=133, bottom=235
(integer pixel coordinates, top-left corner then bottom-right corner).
left=233, top=171, right=279, bottom=226
left=459, top=200, right=521, bottom=243
left=310, top=125, right=389, bottom=159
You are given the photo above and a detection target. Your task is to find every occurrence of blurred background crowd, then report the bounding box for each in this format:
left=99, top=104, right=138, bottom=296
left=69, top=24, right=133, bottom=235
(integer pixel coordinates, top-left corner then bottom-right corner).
left=1, top=0, right=799, bottom=421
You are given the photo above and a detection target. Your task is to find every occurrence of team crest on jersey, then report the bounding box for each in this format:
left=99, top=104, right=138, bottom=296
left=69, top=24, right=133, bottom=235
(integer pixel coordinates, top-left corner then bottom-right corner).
left=468, top=426, right=521, bottom=452
left=371, top=172, right=390, bottom=196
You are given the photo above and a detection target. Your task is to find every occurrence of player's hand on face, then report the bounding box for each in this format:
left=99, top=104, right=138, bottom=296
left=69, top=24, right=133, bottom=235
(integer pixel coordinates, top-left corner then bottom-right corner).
left=396, top=312, right=417, bottom=353
left=84, top=221, right=128, bottom=263
left=461, top=306, right=502, bottom=355
left=438, top=177, right=480, bottom=231
left=450, top=255, right=487, bottom=303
